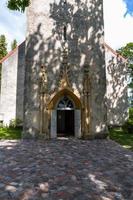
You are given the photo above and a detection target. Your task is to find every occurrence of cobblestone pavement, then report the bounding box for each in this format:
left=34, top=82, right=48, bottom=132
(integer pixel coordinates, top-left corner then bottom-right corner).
left=0, top=139, right=133, bottom=200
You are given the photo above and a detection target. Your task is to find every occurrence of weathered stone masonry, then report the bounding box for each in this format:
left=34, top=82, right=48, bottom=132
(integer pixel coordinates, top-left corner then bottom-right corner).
left=0, top=0, right=128, bottom=139
left=23, top=0, right=107, bottom=138
left=0, top=42, right=25, bottom=125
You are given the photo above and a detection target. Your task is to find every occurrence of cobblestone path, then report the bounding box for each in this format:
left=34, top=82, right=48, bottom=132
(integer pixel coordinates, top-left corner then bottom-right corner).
left=0, top=139, right=133, bottom=200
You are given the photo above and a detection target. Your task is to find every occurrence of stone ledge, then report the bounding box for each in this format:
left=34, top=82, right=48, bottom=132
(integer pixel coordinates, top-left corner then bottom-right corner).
left=82, top=132, right=109, bottom=140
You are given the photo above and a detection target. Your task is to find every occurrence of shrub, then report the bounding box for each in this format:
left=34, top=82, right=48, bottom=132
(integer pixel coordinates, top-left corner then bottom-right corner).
left=122, top=108, right=133, bottom=134
left=0, top=121, right=3, bottom=128
left=9, top=118, right=23, bottom=128
left=129, top=107, right=133, bottom=119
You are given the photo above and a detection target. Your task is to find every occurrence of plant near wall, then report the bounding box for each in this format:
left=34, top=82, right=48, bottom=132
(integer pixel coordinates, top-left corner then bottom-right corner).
left=117, top=43, right=133, bottom=106
left=117, top=43, right=133, bottom=134
left=9, top=118, right=23, bottom=128
left=122, top=108, right=133, bottom=134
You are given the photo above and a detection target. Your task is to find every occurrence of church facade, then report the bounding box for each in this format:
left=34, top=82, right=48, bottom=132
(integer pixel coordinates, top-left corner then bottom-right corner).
left=0, top=0, right=128, bottom=139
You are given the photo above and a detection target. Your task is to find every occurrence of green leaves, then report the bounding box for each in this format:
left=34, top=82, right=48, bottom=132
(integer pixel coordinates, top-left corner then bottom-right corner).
left=7, top=0, right=30, bottom=12
left=117, top=43, right=133, bottom=106
left=117, top=43, right=133, bottom=60
left=11, top=39, right=17, bottom=50
left=0, top=35, right=8, bottom=60
left=0, top=35, right=8, bottom=88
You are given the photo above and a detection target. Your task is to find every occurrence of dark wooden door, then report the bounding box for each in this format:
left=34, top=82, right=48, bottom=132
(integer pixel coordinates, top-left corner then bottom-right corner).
left=57, top=110, right=74, bottom=136
left=57, top=110, right=65, bottom=134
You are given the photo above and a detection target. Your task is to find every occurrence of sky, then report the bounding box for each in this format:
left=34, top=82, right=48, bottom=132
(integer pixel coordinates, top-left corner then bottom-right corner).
left=104, top=0, right=133, bottom=49
left=0, top=0, right=133, bottom=51
left=0, top=0, right=26, bottom=51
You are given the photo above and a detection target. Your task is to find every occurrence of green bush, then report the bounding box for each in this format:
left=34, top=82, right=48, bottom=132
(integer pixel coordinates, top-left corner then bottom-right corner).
left=129, top=107, right=133, bottom=118
left=122, top=108, right=133, bottom=134
left=9, top=118, right=23, bottom=128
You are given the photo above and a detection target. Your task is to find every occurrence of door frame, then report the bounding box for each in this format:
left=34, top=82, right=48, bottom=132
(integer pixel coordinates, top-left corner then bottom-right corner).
left=49, top=89, right=82, bottom=139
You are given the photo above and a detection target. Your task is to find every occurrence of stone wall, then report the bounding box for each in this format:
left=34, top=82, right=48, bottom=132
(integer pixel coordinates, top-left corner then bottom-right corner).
left=105, top=44, right=128, bottom=126
left=0, top=50, right=18, bottom=125
left=0, top=42, right=25, bottom=125
left=16, top=42, right=25, bottom=123
left=23, top=0, right=108, bottom=138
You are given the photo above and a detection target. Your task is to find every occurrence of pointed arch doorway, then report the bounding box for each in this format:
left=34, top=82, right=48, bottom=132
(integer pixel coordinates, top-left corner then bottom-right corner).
left=48, top=89, right=82, bottom=138
left=57, top=96, right=74, bottom=137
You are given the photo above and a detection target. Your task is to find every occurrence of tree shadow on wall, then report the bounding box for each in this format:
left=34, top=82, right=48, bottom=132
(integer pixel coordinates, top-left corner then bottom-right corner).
left=24, top=0, right=106, bottom=134
left=106, top=53, right=128, bottom=126
left=50, top=0, right=105, bottom=93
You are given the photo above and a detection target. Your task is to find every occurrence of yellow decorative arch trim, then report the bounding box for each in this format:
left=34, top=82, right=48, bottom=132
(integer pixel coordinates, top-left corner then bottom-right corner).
left=47, top=88, right=82, bottom=110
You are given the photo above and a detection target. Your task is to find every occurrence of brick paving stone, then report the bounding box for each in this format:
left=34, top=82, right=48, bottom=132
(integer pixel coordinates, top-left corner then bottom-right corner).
left=0, top=139, right=133, bottom=200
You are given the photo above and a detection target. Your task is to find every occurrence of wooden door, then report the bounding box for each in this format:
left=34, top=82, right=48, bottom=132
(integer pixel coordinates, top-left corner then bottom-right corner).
left=57, top=110, right=74, bottom=136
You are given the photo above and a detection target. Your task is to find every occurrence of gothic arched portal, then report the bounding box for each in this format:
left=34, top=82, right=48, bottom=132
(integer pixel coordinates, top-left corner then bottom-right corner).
left=48, top=89, right=82, bottom=138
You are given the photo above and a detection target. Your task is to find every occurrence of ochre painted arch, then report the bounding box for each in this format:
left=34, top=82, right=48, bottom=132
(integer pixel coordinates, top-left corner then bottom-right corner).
left=47, top=88, right=82, bottom=110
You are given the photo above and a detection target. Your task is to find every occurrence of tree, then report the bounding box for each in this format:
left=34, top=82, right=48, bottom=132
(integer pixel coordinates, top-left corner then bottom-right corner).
left=0, top=35, right=8, bottom=89
left=0, top=35, right=8, bottom=60
left=7, top=0, right=30, bottom=12
left=117, top=43, right=133, bottom=106
left=11, top=39, right=17, bottom=50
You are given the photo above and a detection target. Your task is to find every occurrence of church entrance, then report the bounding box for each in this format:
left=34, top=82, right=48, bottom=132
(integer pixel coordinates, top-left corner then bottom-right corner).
left=57, top=96, right=74, bottom=137
left=57, top=110, right=74, bottom=136
left=50, top=89, right=82, bottom=139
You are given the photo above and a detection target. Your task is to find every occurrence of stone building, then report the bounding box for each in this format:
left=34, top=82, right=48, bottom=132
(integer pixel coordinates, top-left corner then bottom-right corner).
left=0, top=0, right=128, bottom=139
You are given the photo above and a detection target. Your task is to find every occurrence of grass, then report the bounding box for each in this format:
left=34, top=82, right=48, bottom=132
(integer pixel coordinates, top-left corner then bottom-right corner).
left=0, top=127, right=132, bottom=151
left=109, top=127, right=133, bottom=151
left=0, top=127, right=22, bottom=139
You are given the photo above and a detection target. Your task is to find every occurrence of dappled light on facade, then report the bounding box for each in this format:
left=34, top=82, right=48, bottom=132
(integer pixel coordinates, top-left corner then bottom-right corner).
left=0, top=0, right=128, bottom=139
left=105, top=43, right=128, bottom=126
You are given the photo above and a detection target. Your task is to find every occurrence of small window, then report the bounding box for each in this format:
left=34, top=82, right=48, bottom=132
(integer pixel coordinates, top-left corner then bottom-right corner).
left=63, top=26, right=67, bottom=41
left=57, top=96, right=74, bottom=110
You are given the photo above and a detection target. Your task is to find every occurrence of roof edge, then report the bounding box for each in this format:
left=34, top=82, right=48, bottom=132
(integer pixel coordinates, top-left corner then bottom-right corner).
left=0, top=41, right=127, bottom=63
left=104, top=43, right=127, bottom=62
left=0, top=41, right=25, bottom=64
